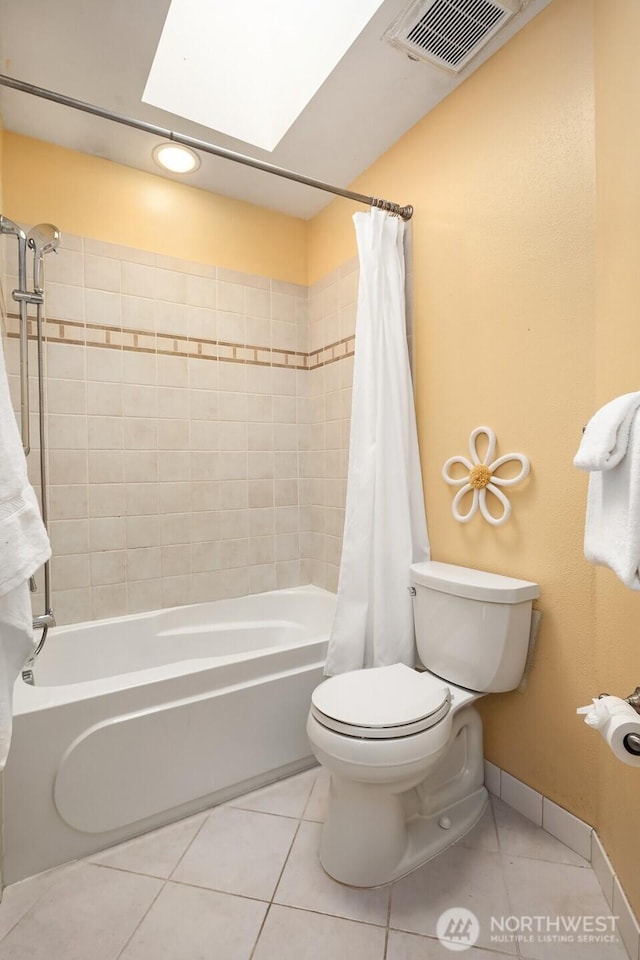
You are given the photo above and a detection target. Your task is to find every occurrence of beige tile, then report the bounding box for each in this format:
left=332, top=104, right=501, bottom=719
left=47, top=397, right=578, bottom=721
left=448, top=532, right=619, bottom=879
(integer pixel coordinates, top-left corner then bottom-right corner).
left=49, top=519, right=89, bottom=556
left=122, top=261, right=156, bottom=298
left=123, top=351, right=157, bottom=385
left=249, top=564, right=277, bottom=593
left=172, top=806, right=298, bottom=900
left=84, top=254, right=121, bottom=292
left=86, top=345, right=122, bottom=382
left=122, top=294, right=156, bottom=333
left=158, top=450, right=190, bottom=482
left=0, top=863, right=82, bottom=942
left=161, top=544, right=192, bottom=577
left=46, top=281, right=84, bottom=322
left=91, top=550, right=126, bottom=585
left=85, top=288, right=121, bottom=326
left=158, top=481, right=191, bottom=514
left=88, top=416, right=124, bottom=450
left=455, top=800, right=499, bottom=853
left=89, top=483, right=126, bottom=518
left=217, top=280, right=244, bottom=314
left=90, top=517, right=126, bottom=551
left=119, top=881, right=267, bottom=960
left=0, top=862, right=161, bottom=960
left=504, top=856, right=625, bottom=960
left=216, top=452, right=247, bottom=481
left=44, top=342, right=86, bottom=380
left=48, top=413, right=87, bottom=450
left=161, top=574, right=192, bottom=608
left=124, top=418, right=157, bottom=450
left=126, top=516, right=160, bottom=549
left=613, top=877, right=640, bottom=960
left=157, top=419, right=189, bottom=450
left=45, top=247, right=83, bottom=286
left=54, top=554, right=90, bottom=590
left=157, top=355, right=188, bottom=388
left=275, top=820, right=389, bottom=926
left=190, top=511, right=220, bottom=543
left=125, top=483, right=159, bottom=516
left=190, top=451, right=218, bottom=482
left=190, top=419, right=219, bottom=451
left=228, top=769, right=317, bottom=819
left=161, top=512, right=191, bottom=545
left=253, top=904, right=386, bottom=960
left=127, top=578, right=162, bottom=614
left=188, top=356, right=218, bottom=390
left=493, top=797, right=588, bottom=866
left=249, top=536, right=275, bottom=565
left=92, top=583, right=127, bottom=619
left=127, top=546, right=161, bottom=581
left=123, top=383, right=158, bottom=418
left=220, top=480, right=248, bottom=510
left=50, top=484, right=89, bottom=520
left=186, top=275, right=215, bottom=309
left=387, top=930, right=506, bottom=959
left=125, top=450, right=158, bottom=483
left=391, top=845, right=515, bottom=954
left=52, top=587, right=92, bottom=626
left=47, top=379, right=87, bottom=415
left=48, top=449, right=88, bottom=485
left=87, top=381, right=122, bottom=416
left=188, top=388, right=218, bottom=420
left=155, top=268, right=187, bottom=304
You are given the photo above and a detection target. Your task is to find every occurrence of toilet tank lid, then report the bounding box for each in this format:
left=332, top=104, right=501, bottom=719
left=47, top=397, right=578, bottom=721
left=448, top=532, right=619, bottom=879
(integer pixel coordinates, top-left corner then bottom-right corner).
left=410, top=561, right=540, bottom=604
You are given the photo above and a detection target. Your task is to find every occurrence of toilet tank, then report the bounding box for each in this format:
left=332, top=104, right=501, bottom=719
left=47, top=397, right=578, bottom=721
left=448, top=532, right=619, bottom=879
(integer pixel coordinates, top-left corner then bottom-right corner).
left=410, top=561, right=540, bottom=693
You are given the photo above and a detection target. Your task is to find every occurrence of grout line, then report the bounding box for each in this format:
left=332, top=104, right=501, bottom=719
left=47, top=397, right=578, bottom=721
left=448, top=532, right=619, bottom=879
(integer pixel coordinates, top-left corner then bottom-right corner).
left=113, top=876, right=167, bottom=960
left=165, top=808, right=212, bottom=882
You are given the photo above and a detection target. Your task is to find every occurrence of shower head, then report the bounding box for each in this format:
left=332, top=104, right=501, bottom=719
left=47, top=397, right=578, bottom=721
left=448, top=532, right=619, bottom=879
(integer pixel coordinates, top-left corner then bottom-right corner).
left=27, top=223, right=61, bottom=293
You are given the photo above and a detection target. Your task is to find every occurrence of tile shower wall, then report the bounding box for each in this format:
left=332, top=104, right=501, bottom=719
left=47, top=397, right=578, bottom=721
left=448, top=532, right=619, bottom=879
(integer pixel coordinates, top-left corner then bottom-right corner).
left=300, top=259, right=358, bottom=593
left=2, top=231, right=318, bottom=624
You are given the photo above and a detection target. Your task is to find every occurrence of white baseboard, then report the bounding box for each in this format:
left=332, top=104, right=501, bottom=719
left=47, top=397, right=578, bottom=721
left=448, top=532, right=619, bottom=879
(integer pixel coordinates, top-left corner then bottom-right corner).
left=484, top=760, right=639, bottom=960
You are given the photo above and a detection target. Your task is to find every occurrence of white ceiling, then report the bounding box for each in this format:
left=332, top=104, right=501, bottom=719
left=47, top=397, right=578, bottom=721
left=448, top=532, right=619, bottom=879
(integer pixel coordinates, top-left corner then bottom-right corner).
left=0, top=0, right=553, bottom=220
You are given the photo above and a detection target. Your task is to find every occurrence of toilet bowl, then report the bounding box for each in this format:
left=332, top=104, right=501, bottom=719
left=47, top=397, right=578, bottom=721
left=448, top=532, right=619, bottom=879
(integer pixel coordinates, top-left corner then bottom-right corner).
left=307, top=561, right=539, bottom=887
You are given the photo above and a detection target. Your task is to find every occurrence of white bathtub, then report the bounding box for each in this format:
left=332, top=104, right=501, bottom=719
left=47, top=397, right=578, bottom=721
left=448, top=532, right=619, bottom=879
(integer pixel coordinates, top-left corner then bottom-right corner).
left=3, top=585, right=335, bottom=883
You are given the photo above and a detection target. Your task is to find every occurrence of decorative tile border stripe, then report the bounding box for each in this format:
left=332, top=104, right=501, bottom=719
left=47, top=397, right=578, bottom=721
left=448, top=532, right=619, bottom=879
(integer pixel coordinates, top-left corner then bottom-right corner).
left=5, top=314, right=355, bottom=371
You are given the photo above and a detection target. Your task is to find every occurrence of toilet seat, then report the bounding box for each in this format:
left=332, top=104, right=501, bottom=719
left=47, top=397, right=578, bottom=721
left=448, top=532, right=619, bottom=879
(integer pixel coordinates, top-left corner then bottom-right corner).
left=311, top=663, right=451, bottom=740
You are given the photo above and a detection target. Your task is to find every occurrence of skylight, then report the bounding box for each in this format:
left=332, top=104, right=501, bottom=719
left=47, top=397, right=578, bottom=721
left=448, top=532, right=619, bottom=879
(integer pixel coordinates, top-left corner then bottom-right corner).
left=143, top=0, right=386, bottom=152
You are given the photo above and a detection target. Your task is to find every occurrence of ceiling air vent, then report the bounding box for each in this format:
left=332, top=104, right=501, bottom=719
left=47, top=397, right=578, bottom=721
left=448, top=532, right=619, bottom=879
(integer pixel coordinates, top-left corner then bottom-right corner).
left=383, top=0, right=523, bottom=74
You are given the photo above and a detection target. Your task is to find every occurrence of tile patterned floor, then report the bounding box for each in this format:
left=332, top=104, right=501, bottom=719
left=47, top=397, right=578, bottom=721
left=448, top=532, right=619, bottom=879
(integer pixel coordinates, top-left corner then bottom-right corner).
left=0, top=768, right=629, bottom=959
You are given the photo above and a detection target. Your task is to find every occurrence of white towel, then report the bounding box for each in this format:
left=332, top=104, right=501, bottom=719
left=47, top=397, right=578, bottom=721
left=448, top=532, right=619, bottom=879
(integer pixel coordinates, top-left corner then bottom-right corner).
left=0, top=332, right=50, bottom=769
left=574, top=391, right=640, bottom=471
left=582, top=408, right=640, bottom=589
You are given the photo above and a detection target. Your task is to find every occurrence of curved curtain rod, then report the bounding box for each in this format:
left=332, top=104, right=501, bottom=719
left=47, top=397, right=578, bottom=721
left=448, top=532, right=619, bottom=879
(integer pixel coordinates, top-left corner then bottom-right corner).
left=0, top=73, right=414, bottom=221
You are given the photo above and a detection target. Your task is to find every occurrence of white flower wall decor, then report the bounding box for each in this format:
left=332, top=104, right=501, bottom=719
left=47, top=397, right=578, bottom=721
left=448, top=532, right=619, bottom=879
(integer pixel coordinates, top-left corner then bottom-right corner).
left=442, top=426, right=530, bottom=526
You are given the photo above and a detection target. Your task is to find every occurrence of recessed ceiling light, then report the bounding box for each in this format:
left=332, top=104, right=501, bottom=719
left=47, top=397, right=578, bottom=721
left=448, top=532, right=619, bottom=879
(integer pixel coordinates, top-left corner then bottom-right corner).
left=152, top=142, right=200, bottom=173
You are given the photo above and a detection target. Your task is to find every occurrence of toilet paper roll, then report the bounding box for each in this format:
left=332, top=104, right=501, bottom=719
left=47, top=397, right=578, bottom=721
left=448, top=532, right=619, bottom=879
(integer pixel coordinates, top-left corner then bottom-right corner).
left=576, top=696, right=640, bottom=767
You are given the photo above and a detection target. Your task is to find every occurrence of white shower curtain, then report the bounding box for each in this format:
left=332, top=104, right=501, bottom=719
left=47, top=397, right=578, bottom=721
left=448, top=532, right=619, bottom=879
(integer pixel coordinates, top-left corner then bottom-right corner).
left=324, top=208, right=430, bottom=677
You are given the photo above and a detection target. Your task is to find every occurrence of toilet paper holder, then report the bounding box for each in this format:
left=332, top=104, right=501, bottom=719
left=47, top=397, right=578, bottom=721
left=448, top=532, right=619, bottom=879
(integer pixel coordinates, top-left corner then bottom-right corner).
left=598, top=687, right=640, bottom=715
left=599, top=688, right=640, bottom=756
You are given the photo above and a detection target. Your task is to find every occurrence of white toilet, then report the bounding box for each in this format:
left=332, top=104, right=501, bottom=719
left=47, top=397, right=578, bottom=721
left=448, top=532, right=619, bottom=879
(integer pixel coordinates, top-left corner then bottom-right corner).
left=307, top=560, right=539, bottom=887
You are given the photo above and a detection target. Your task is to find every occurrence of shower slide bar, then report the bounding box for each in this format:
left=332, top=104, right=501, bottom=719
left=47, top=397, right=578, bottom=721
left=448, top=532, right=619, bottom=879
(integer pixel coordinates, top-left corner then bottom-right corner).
left=0, top=215, right=58, bottom=674
left=0, top=73, right=414, bottom=222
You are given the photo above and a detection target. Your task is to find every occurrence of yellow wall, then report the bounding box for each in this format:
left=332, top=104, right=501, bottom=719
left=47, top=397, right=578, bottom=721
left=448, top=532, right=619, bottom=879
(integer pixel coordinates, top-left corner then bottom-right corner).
left=2, top=132, right=308, bottom=284
left=593, top=0, right=640, bottom=917
left=311, top=0, right=639, bottom=913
